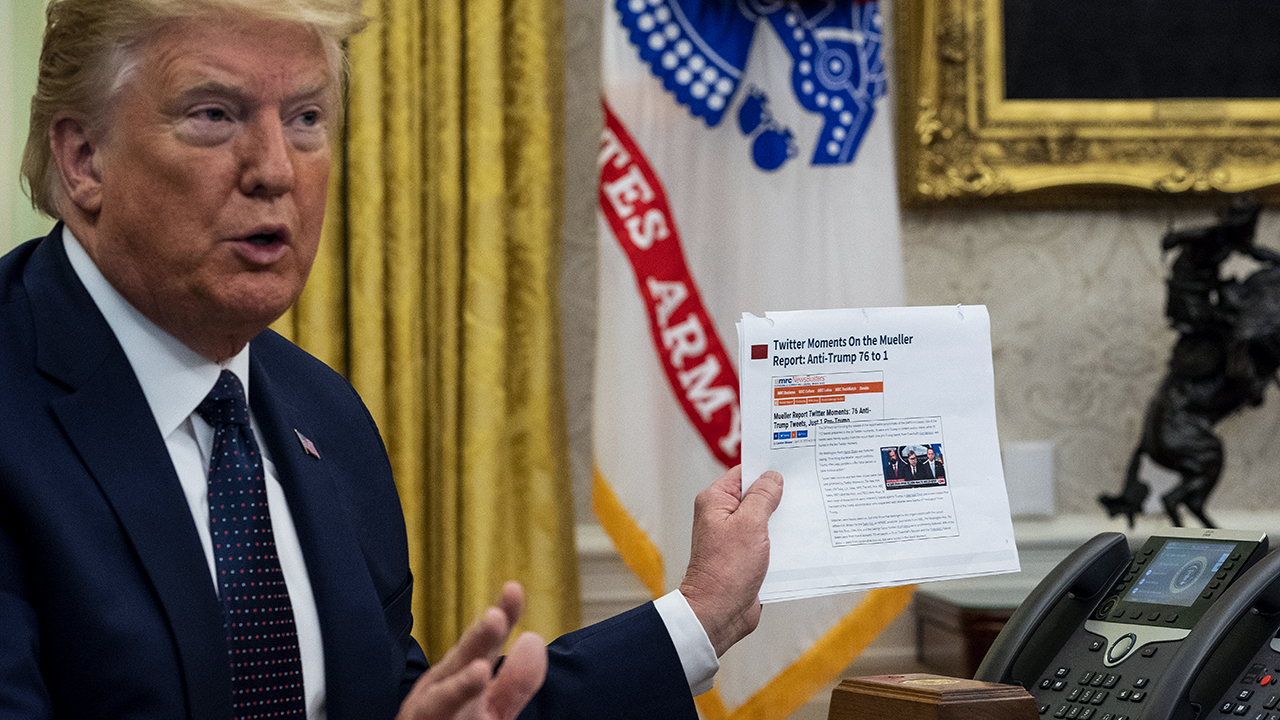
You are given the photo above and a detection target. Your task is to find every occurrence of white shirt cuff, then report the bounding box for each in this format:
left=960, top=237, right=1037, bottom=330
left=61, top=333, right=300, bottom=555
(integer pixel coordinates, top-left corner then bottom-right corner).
left=653, top=589, right=719, bottom=696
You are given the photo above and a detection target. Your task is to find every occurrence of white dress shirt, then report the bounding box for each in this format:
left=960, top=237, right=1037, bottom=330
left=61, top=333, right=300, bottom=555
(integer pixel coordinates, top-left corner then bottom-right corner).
left=63, top=227, right=718, bottom=708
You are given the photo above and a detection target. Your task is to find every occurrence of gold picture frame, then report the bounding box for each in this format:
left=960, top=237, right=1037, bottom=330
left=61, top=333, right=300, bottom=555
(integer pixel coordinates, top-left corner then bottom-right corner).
left=895, top=0, right=1280, bottom=206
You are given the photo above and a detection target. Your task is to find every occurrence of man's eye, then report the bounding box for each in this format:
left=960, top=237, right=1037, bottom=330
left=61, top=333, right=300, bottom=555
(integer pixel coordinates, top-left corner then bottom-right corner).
left=200, top=108, right=227, bottom=122
left=299, top=110, right=320, bottom=126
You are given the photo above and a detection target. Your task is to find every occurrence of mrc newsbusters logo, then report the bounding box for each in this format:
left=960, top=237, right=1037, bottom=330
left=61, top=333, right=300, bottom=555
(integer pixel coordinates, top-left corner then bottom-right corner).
left=776, top=375, right=826, bottom=386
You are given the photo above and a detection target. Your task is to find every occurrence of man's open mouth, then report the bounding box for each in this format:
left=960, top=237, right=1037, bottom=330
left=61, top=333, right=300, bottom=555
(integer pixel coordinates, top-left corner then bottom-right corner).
left=246, top=232, right=282, bottom=246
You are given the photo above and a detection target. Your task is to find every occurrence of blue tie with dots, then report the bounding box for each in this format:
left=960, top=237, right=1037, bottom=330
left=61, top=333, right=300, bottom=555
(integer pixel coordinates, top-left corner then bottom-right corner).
left=197, top=370, right=305, bottom=719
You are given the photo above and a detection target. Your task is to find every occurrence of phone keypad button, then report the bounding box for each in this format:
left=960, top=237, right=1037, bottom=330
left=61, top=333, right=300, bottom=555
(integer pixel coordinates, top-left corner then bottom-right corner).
left=1103, top=675, right=1120, bottom=689
left=1067, top=706, right=1082, bottom=719
left=1133, top=678, right=1149, bottom=689
left=1236, top=705, right=1252, bottom=715
left=1091, top=675, right=1106, bottom=688
left=1040, top=678, right=1053, bottom=689
left=1054, top=681, right=1068, bottom=691
left=1057, top=667, right=1072, bottom=678
left=1067, top=689, right=1082, bottom=702
left=1241, top=691, right=1256, bottom=701
left=1079, top=708, right=1095, bottom=720
left=1079, top=672, right=1095, bottom=685
left=1108, top=635, right=1137, bottom=663
left=1263, top=696, right=1278, bottom=710
left=1054, top=706, right=1069, bottom=718
left=1092, top=692, right=1108, bottom=705
left=1224, top=704, right=1239, bottom=714
left=1130, top=692, right=1146, bottom=703
left=1117, top=690, right=1131, bottom=701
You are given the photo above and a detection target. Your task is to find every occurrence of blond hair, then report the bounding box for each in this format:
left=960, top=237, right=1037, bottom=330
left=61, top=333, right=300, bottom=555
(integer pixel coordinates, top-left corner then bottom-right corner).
left=21, top=0, right=368, bottom=218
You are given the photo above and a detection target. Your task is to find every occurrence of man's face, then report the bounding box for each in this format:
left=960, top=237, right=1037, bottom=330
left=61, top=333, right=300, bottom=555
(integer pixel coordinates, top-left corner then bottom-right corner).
left=888, top=450, right=898, bottom=462
left=907, top=452, right=917, bottom=466
left=80, top=17, right=333, bottom=360
left=926, top=448, right=935, bottom=462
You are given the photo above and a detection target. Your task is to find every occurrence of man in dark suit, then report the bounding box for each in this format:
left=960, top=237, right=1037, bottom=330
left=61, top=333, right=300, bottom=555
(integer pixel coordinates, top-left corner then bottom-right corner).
left=924, top=447, right=944, bottom=480
left=0, top=2, right=782, bottom=719
left=884, top=448, right=905, bottom=480
left=915, top=449, right=935, bottom=480
left=905, top=451, right=924, bottom=480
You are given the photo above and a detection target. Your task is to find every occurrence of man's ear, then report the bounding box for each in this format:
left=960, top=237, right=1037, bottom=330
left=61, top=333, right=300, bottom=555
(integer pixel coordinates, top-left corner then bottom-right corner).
left=49, top=115, right=105, bottom=215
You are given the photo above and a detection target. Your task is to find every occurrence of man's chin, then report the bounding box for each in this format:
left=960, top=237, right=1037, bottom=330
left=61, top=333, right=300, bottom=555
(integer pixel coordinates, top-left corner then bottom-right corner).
left=210, top=289, right=304, bottom=342
left=189, top=308, right=295, bottom=362
left=235, top=297, right=301, bottom=336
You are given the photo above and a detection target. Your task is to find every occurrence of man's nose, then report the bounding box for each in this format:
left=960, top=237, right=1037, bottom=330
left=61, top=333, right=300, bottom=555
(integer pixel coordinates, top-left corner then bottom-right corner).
left=239, top=116, right=296, bottom=198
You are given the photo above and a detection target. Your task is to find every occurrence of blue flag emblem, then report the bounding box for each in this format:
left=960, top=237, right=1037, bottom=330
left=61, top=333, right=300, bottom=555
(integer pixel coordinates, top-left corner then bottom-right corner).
left=617, top=0, right=886, bottom=171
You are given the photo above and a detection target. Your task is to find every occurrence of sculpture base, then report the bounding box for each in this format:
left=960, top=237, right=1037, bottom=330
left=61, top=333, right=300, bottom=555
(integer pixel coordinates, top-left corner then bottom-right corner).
left=829, top=673, right=1038, bottom=720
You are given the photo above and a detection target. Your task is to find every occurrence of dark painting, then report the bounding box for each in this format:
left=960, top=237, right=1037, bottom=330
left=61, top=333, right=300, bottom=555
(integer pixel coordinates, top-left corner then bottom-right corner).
left=1003, top=0, right=1280, bottom=100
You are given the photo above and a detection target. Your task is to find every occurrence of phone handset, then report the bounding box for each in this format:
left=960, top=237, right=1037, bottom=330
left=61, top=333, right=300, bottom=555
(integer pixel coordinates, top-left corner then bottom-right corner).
left=975, top=532, right=1131, bottom=686
left=1139, top=550, right=1280, bottom=720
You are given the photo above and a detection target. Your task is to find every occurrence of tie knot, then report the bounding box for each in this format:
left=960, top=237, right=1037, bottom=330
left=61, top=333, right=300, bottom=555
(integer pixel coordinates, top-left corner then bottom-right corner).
left=196, top=370, right=250, bottom=427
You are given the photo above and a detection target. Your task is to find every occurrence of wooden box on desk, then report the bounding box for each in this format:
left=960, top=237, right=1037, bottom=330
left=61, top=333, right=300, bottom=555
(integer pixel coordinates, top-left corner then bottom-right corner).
left=829, top=674, right=1037, bottom=720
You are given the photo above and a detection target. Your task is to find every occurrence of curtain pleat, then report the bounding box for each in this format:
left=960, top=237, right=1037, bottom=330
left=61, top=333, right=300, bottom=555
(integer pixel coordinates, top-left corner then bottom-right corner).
left=273, top=0, right=579, bottom=662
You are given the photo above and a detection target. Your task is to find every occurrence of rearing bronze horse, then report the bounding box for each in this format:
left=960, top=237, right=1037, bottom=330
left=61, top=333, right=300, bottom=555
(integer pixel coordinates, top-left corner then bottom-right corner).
left=1100, top=199, right=1280, bottom=527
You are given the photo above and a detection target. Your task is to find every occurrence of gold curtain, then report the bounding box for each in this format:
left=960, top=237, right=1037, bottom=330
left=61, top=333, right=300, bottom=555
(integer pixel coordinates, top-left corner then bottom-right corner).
left=273, top=0, right=580, bottom=661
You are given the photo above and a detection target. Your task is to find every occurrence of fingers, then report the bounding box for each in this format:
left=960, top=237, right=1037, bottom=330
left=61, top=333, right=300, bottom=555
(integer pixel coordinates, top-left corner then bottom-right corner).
left=396, top=658, right=489, bottom=720
left=496, top=581, right=524, bottom=629
left=694, top=465, right=744, bottom=519
left=425, top=582, right=524, bottom=680
left=739, top=470, right=783, bottom=518
left=712, top=464, right=744, bottom=496
left=396, top=582, right=536, bottom=720
left=484, top=632, right=548, bottom=720
left=429, top=605, right=509, bottom=681
left=700, top=465, right=783, bottom=521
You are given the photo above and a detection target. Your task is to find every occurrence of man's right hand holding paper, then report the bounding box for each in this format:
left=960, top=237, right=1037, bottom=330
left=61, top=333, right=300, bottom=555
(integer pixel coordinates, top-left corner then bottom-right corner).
left=680, top=466, right=785, bottom=657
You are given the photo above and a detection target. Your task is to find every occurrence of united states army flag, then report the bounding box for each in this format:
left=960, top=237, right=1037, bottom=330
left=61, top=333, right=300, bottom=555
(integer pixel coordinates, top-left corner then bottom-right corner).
left=593, top=2, right=912, bottom=718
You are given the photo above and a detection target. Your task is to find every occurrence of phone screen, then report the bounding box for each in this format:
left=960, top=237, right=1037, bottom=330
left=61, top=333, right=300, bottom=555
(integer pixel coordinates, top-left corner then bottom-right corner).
left=1128, top=540, right=1235, bottom=608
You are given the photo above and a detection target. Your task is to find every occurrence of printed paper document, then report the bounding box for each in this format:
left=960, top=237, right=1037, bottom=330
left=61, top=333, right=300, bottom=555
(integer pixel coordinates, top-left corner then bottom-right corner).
left=738, top=306, right=1019, bottom=603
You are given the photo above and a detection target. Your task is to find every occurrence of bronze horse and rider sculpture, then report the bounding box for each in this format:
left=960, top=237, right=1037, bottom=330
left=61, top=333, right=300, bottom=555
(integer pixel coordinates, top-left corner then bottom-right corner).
left=1100, top=199, right=1280, bottom=528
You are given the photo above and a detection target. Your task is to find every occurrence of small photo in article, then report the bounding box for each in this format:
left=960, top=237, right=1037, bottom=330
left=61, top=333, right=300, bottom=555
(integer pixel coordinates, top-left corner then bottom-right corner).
left=881, top=443, right=947, bottom=490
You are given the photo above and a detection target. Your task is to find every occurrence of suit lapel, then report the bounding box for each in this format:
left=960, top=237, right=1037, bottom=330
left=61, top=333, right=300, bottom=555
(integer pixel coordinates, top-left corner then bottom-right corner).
left=249, top=355, right=396, bottom=719
left=28, top=231, right=233, bottom=720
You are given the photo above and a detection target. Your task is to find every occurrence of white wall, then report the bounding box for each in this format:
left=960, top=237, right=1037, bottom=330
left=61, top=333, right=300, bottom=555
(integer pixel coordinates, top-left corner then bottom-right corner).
left=3, top=0, right=52, bottom=252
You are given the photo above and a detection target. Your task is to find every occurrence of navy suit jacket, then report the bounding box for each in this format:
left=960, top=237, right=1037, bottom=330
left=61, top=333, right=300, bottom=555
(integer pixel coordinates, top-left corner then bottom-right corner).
left=0, top=228, right=697, bottom=720
left=916, top=461, right=934, bottom=480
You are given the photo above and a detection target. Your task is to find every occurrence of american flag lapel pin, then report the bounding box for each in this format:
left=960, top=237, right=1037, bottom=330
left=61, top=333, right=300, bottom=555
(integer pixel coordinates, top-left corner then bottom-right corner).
left=294, top=429, right=321, bottom=459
